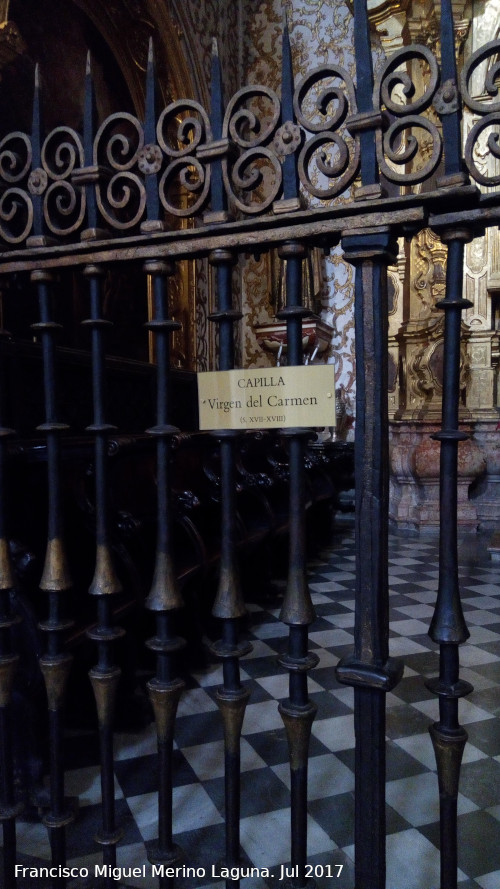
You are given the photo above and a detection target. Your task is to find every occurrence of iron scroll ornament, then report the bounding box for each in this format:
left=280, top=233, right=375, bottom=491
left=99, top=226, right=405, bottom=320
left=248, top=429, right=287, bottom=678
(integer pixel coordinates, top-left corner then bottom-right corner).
left=222, top=84, right=282, bottom=214
left=157, top=98, right=212, bottom=218
left=94, top=111, right=146, bottom=230
left=462, top=39, right=500, bottom=188
left=0, top=131, right=33, bottom=243
left=4, top=39, right=500, bottom=244
left=42, top=126, right=85, bottom=236
left=294, top=64, right=360, bottom=199
left=375, top=44, right=442, bottom=186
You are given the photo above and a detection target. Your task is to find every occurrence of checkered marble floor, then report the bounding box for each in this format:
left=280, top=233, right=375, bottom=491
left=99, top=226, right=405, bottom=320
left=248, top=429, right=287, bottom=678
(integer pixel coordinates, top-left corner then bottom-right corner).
left=5, top=527, right=500, bottom=889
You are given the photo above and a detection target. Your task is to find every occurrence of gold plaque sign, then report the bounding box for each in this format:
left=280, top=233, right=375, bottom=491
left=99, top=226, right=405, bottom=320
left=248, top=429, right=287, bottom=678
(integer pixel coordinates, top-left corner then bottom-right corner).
left=198, top=365, right=336, bottom=430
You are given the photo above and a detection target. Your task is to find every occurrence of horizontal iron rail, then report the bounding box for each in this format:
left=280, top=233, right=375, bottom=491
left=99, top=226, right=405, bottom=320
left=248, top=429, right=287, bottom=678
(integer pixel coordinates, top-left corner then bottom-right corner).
left=0, top=185, right=497, bottom=273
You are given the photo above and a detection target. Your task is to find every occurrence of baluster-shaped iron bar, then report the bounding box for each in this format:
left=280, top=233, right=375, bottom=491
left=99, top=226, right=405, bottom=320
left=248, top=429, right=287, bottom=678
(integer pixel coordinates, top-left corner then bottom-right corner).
left=426, top=3, right=474, bottom=888
left=84, top=263, right=125, bottom=885
left=276, top=15, right=318, bottom=889
left=145, top=259, right=185, bottom=889
left=336, top=3, right=403, bottom=888
left=32, top=271, right=75, bottom=883
left=81, top=54, right=124, bottom=888
left=208, top=40, right=251, bottom=889
left=0, top=326, right=21, bottom=889
left=28, top=66, right=75, bottom=886
left=141, top=40, right=185, bottom=889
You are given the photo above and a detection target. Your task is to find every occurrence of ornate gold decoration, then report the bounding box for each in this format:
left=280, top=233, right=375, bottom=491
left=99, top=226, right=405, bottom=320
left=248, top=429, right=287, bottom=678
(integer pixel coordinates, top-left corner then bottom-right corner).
left=412, top=228, right=447, bottom=319
left=0, top=0, right=26, bottom=74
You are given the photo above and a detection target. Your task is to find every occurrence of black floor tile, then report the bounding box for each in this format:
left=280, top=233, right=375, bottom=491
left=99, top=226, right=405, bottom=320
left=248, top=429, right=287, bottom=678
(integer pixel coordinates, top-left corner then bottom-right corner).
left=459, top=757, right=500, bottom=808
left=420, top=810, right=500, bottom=879
left=385, top=704, right=434, bottom=740
left=204, top=767, right=290, bottom=818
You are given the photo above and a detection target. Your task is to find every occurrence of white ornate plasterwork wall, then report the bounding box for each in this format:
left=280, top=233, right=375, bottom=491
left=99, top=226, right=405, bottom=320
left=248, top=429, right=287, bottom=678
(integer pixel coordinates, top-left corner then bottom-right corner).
left=240, top=0, right=357, bottom=420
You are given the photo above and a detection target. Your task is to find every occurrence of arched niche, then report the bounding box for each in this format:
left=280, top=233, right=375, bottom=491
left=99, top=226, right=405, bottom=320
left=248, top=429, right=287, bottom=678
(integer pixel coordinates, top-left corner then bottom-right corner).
left=0, top=0, right=198, bottom=371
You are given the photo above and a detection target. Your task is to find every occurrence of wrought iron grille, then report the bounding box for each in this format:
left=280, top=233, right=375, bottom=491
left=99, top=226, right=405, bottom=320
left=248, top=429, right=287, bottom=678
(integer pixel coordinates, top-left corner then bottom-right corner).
left=1, top=2, right=500, bottom=889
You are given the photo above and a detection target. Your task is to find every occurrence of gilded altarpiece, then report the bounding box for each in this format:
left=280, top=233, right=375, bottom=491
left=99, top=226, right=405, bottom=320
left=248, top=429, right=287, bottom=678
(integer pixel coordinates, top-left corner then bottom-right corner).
left=379, top=0, right=500, bottom=530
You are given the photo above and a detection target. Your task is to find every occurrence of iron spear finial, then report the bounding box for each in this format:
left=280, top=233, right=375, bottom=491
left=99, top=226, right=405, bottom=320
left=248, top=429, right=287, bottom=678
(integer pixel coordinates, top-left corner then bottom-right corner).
left=281, top=7, right=299, bottom=200
left=31, top=63, right=43, bottom=237
left=210, top=35, right=225, bottom=212
left=143, top=35, right=160, bottom=222
left=439, top=0, right=465, bottom=182
left=352, top=0, right=378, bottom=187
left=83, top=50, right=98, bottom=230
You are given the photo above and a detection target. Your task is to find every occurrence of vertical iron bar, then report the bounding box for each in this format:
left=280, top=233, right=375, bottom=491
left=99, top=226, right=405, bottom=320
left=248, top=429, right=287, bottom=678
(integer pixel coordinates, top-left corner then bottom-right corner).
left=276, top=13, right=318, bottom=889
left=337, top=238, right=401, bottom=889
left=427, top=234, right=473, bottom=889
left=80, top=55, right=125, bottom=885
left=27, top=67, right=75, bottom=885
left=277, top=245, right=317, bottom=889
left=208, top=39, right=250, bottom=889
left=141, top=43, right=186, bottom=889
left=335, top=4, right=403, bottom=888
left=426, top=5, right=475, bottom=888
left=0, top=324, right=21, bottom=889
left=209, top=250, right=250, bottom=889
left=31, top=271, right=74, bottom=888
left=144, top=261, right=185, bottom=889
left=83, top=264, right=124, bottom=887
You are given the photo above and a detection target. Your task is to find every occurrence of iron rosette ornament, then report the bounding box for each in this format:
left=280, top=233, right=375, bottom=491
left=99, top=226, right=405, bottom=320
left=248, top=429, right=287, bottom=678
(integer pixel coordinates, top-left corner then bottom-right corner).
left=293, top=65, right=360, bottom=200
left=462, top=39, right=500, bottom=188
left=157, top=99, right=212, bottom=218
left=375, top=45, right=442, bottom=188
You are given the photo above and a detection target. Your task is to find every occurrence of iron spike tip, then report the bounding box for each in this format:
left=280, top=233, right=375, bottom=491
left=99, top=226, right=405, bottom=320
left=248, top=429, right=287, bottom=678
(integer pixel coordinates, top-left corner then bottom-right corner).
left=34, top=62, right=40, bottom=89
left=282, top=2, right=289, bottom=32
left=212, top=36, right=219, bottom=58
left=148, top=36, right=154, bottom=66
left=86, top=50, right=91, bottom=76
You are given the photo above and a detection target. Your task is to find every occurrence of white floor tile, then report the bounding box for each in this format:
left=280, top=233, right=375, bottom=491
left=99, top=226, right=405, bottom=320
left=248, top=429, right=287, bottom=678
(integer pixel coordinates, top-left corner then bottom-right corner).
left=255, top=673, right=324, bottom=699
left=311, top=714, right=355, bottom=751
left=457, top=645, right=500, bottom=667
left=309, top=581, right=349, bottom=593
left=343, top=830, right=468, bottom=889
left=176, top=687, right=219, bottom=718
left=66, top=765, right=124, bottom=807
left=323, top=613, right=355, bottom=628
left=462, top=594, right=500, bottom=607
left=467, top=625, right=500, bottom=644
left=272, top=752, right=354, bottom=799
left=241, top=639, right=280, bottom=660
left=240, top=808, right=335, bottom=868
left=388, top=638, right=433, bottom=657
left=390, top=619, right=433, bottom=636
left=309, top=628, right=354, bottom=647
left=317, top=571, right=356, bottom=581
left=411, top=697, right=495, bottom=725
left=251, top=621, right=289, bottom=639
left=386, top=772, right=478, bottom=826
left=127, top=783, right=223, bottom=840
left=115, top=725, right=158, bottom=760
left=330, top=686, right=354, bottom=708
left=476, top=871, right=500, bottom=889
left=311, top=648, right=339, bottom=668
left=464, top=609, right=500, bottom=627
left=393, top=603, right=435, bottom=619
left=241, top=699, right=284, bottom=734
left=181, top=737, right=266, bottom=781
